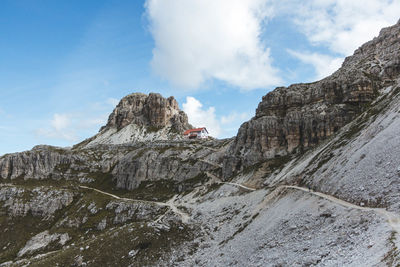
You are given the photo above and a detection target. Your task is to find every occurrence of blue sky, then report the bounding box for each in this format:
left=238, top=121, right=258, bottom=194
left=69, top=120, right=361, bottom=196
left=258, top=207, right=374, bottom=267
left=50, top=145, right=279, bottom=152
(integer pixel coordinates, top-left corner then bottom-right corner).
left=0, top=0, right=399, bottom=155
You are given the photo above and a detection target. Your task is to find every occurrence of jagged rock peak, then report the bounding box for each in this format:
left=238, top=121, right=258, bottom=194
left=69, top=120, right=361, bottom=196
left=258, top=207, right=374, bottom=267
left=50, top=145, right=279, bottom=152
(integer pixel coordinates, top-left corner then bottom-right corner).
left=102, top=92, right=191, bottom=133
left=222, top=19, right=400, bottom=178
left=81, top=92, right=193, bottom=147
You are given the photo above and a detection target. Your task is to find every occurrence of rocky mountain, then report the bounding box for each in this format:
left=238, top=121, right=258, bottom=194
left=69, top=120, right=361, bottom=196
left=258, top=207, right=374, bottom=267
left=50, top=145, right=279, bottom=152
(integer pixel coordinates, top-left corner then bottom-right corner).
left=83, top=93, right=192, bottom=147
left=223, top=20, right=400, bottom=178
left=0, top=20, right=399, bottom=267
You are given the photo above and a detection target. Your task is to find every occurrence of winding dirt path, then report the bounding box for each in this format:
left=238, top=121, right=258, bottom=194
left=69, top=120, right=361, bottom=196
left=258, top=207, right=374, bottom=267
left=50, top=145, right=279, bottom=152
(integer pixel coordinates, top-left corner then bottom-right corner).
left=205, top=172, right=256, bottom=191
left=78, top=185, right=190, bottom=223
left=273, top=185, right=400, bottom=234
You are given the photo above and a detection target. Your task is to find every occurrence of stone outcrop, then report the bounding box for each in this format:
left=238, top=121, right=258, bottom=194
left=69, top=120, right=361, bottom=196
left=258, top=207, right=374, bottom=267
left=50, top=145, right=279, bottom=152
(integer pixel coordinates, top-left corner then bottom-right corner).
left=0, top=140, right=227, bottom=192
left=0, top=20, right=400, bottom=267
left=0, top=146, right=75, bottom=180
left=0, top=186, right=74, bottom=219
left=17, top=231, right=70, bottom=257
left=222, top=20, right=400, bottom=178
left=102, top=93, right=191, bottom=132
left=83, top=93, right=192, bottom=146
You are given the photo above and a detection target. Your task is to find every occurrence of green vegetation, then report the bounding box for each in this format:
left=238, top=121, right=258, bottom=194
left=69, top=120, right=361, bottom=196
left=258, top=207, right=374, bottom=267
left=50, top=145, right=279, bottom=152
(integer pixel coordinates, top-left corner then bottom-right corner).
left=268, top=155, right=292, bottom=172
left=146, top=125, right=162, bottom=133
left=6, top=176, right=74, bottom=188
left=54, top=163, right=72, bottom=173
left=382, top=231, right=400, bottom=266
left=29, top=222, right=194, bottom=267
left=0, top=210, right=53, bottom=262
left=242, top=162, right=263, bottom=175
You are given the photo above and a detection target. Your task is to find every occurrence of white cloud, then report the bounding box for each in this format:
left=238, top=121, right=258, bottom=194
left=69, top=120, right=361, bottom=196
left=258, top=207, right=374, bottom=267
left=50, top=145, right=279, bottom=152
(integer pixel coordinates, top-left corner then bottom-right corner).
left=78, top=116, right=108, bottom=129
left=183, top=96, right=251, bottom=138
left=51, top=113, right=70, bottom=131
left=287, top=50, right=344, bottom=80
left=35, top=106, right=109, bottom=143
left=33, top=96, right=117, bottom=144
left=145, top=0, right=281, bottom=90
left=221, top=112, right=251, bottom=125
left=284, top=0, right=400, bottom=55
left=36, top=113, right=78, bottom=142
left=106, top=98, right=119, bottom=107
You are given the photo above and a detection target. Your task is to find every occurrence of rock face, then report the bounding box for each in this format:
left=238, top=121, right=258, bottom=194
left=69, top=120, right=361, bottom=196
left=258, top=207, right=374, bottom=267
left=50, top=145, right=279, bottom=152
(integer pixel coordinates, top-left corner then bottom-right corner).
left=222, top=20, right=400, bottom=178
left=0, top=140, right=227, bottom=193
left=0, top=146, right=75, bottom=180
left=0, top=20, right=400, bottom=267
left=17, top=231, right=70, bottom=257
left=0, top=186, right=74, bottom=219
left=84, top=93, right=192, bottom=146
left=104, top=93, right=190, bottom=132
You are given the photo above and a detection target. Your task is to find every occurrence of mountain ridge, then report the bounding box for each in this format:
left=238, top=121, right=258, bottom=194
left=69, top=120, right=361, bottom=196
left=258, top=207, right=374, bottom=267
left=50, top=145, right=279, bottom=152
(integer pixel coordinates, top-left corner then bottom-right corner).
left=81, top=92, right=192, bottom=147
left=0, top=20, right=399, bottom=266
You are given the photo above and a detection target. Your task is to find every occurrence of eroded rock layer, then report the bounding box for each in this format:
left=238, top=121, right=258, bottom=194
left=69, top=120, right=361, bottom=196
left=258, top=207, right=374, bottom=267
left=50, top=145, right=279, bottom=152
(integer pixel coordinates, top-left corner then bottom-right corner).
left=102, top=92, right=191, bottom=133
left=222, top=20, right=400, bottom=178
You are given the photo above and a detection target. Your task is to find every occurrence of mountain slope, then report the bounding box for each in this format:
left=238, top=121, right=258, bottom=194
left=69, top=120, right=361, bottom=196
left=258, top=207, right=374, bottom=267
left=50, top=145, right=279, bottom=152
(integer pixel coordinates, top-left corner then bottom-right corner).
left=82, top=92, right=192, bottom=147
left=0, top=20, right=400, bottom=266
left=223, top=19, right=400, bottom=179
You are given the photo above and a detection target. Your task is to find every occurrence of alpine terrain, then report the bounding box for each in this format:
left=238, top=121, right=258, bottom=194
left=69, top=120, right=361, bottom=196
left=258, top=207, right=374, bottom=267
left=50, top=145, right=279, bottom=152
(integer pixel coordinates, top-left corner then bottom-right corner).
left=0, top=20, right=400, bottom=266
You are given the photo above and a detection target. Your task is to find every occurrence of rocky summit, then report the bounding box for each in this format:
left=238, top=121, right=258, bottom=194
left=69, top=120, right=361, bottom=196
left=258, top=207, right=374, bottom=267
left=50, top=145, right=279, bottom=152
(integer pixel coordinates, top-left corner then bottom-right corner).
left=84, top=92, right=192, bottom=147
left=223, top=20, right=400, bottom=178
left=0, top=21, right=400, bottom=266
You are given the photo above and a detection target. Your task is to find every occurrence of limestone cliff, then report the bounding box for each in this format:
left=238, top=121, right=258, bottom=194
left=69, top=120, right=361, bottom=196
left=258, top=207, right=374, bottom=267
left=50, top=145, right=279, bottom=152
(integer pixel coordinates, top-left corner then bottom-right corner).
left=84, top=93, right=192, bottom=146
left=222, top=20, right=400, bottom=178
left=1, top=20, right=400, bottom=267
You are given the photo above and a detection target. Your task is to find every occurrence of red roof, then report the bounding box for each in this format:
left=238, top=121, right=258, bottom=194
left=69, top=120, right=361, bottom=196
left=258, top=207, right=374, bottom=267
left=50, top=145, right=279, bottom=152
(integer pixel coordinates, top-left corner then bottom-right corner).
left=183, top=127, right=207, bottom=135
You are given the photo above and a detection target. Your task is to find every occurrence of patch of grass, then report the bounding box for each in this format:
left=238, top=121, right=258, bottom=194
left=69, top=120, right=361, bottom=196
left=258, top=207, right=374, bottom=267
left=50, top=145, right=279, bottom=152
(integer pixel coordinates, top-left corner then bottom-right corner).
left=268, top=154, right=292, bottom=172
left=29, top=222, right=194, bottom=267
left=242, top=162, right=263, bottom=175
left=0, top=211, right=54, bottom=262
left=127, top=180, right=177, bottom=202
left=7, top=177, right=74, bottom=188
left=125, top=173, right=209, bottom=202
left=0, top=190, right=80, bottom=263
left=147, top=126, right=162, bottom=133
left=382, top=231, right=400, bottom=266
left=316, top=153, right=334, bottom=169
left=181, top=172, right=209, bottom=188
left=87, top=172, right=115, bottom=192
left=54, top=163, right=71, bottom=173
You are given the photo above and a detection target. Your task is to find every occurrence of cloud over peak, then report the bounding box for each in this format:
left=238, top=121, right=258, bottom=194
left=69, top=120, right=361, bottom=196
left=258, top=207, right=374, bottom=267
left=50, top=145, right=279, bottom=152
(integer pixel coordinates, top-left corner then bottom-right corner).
left=288, top=0, right=400, bottom=56
left=145, top=0, right=281, bottom=90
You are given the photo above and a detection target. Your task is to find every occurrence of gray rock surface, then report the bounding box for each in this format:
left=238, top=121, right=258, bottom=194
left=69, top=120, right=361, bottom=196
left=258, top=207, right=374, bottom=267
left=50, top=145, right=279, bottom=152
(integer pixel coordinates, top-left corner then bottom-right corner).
left=17, top=231, right=70, bottom=257
left=0, top=186, right=74, bottom=219
left=223, top=20, right=400, bottom=178
left=84, top=93, right=192, bottom=146
left=0, top=20, right=400, bottom=267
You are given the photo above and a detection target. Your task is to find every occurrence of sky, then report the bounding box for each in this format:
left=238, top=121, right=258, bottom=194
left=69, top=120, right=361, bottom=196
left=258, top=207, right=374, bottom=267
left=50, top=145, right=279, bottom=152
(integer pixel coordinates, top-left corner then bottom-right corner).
left=0, top=0, right=399, bottom=156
